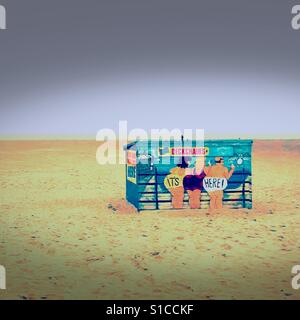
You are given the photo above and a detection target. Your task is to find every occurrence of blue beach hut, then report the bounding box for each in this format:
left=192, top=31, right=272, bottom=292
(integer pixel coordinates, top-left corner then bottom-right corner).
left=124, top=139, right=253, bottom=211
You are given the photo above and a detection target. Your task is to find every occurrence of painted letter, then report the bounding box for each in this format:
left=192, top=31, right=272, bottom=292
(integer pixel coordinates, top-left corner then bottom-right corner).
left=96, top=129, right=117, bottom=165
left=291, top=5, right=300, bottom=30
left=0, top=265, right=6, bottom=290
left=0, top=5, right=6, bottom=30
left=291, top=265, right=300, bottom=290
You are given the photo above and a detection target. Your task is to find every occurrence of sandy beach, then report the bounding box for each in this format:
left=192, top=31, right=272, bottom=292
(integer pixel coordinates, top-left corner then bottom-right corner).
left=0, top=140, right=300, bottom=300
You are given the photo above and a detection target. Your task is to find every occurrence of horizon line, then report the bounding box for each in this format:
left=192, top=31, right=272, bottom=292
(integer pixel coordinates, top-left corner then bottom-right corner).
left=0, top=135, right=300, bottom=141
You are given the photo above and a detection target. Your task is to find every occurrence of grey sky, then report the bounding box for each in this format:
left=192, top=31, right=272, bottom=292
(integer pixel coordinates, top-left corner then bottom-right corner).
left=0, top=0, right=299, bottom=138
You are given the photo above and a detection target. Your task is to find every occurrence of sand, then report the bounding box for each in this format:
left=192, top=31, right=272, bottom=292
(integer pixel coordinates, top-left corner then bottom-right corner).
left=0, top=140, right=300, bottom=300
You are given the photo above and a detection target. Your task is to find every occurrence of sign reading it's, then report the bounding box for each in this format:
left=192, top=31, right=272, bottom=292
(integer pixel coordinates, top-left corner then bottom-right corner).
left=164, top=174, right=183, bottom=189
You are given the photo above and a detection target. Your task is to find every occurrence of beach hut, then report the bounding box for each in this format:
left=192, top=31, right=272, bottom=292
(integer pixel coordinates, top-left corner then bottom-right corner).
left=124, top=139, right=253, bottom=211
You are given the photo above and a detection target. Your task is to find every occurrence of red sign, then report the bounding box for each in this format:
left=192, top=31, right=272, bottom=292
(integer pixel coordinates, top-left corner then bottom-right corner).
left=170, top=147, right=209, bottom=156
left=127, top=150, right=137, bottom=165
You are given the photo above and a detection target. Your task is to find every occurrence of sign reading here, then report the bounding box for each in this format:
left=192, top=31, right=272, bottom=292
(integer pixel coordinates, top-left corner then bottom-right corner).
left=203, top=177, right=228, bottom=192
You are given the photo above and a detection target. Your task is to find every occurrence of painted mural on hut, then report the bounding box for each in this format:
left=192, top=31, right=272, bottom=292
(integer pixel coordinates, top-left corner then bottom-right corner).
left=125, top=140, right=252, bottom=211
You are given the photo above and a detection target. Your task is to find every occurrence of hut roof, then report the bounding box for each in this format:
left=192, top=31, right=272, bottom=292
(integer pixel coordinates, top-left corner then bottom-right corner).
left=124, top=139, right=253, bottom=150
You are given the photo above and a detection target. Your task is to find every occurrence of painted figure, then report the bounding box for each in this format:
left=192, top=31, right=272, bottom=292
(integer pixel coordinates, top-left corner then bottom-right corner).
left=183, top=157, right=206, bottom=209
left=164, top=166, right=185, bottom=209
left=204, top=157, right=235, bottom=210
